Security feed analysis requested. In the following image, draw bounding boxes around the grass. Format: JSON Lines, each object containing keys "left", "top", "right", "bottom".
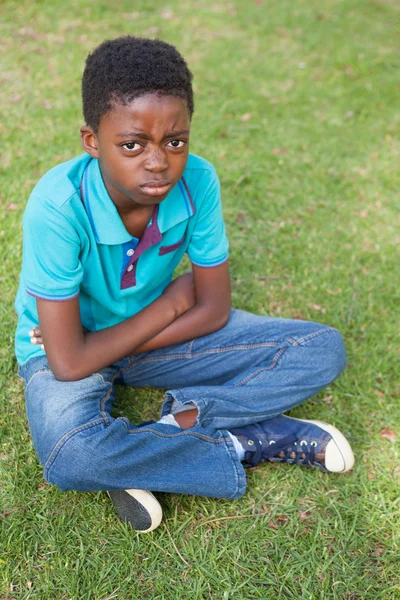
{"left": 1, "top": 0, "right": 400, "bottom": 598}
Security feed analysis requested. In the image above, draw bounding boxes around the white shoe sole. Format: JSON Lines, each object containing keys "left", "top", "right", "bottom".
{"left": 107, "top": 489, "right": 163, "bottom": 532}
{"left": 292, "top": 418, "right": 355, "bottom": 473}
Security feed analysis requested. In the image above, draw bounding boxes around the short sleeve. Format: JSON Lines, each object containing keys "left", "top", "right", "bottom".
{"left": 187, "top": 169, "right": 229, "bottom": 267}
{"left": 22, "top": 195, "right": 83, "bottom": 301}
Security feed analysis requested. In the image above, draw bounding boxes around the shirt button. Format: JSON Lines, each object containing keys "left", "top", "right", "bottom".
{"left": 127, "top": 249, "right": 135, "bottom": 256}
{"left": 127, "top": 264, "right": 134, "bottom": 272}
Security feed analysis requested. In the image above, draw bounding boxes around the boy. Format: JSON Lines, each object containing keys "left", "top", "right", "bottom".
{"left": 15, "top": 36, "right": 354, "bottom": 533}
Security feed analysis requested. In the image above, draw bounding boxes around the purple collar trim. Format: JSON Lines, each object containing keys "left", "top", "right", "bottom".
{"left": 120, "top": 204, "right": 162, "bottom": 289}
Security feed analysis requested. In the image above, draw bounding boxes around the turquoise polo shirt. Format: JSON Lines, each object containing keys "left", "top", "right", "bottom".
{"left": 14, "top": 152, "right": 229, "bottom": 365}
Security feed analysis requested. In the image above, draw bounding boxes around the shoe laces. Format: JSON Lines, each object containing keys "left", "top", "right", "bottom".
{"left": 242, "top": 424, "right": 319, "bottom": 467}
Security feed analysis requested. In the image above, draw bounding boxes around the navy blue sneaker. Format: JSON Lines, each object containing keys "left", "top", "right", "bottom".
{"left": 230, "top": 415, "right": 354, "bottom": 472}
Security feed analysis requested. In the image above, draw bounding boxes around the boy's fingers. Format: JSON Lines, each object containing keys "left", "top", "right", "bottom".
{"left": 30, "top": 336, "right": 43, "bottom": 344}
{"left": 29, "top": 327, "right": 41, "bottom": 338}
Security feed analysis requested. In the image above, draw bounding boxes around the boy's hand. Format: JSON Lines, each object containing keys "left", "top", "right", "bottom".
{"left": 29, "top": 325, "right": 90, "bottom": 350}
{"left": 162, "top": 272, "right": 196, "bottom": 315}
{"left": 29, "top": 327, "right": 45, "bottom": 349}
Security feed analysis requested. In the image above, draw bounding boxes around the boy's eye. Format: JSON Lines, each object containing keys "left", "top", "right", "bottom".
{"left": 167, "top": 140, "right": 185, "bottom": 149}
{"left": 122, "top": 142, "right": 140, "bottom": 151}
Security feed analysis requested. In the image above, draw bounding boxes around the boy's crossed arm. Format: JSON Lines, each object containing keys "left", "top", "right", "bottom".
{"left": 133, "top": 261, "right": 231, "bottom": 354}
{"left": 33, "top": 262, "right": 231, "bottom": 382}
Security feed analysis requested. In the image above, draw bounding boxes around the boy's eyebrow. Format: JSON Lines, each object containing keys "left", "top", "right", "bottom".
{"left": 116, "top": 129, "right": 190, "bottom": 140}
{"left": 163, "top": 129, "right": 190, "bottom": 138}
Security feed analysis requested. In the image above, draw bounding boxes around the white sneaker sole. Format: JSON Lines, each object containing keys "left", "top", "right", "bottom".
{"left": 291, "top": 418, "right": 355, "bottom": 473}
{"left": 107, "top": 489, "right": 163, "bottom": 532}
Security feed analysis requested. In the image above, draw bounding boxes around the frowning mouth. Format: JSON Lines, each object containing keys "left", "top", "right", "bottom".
{"left": 140, "top": 180, "right": 171, "bottom": 196}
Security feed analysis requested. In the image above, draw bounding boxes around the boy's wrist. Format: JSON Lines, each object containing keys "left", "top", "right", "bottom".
{"left": 161, "top": 272, "right": 196, "bottom": 317}
{"left": 157, "top": 293, "right": 186, "bottom": 320}
{"left": 171, "top": 295, "right": 190, "bottom": 319}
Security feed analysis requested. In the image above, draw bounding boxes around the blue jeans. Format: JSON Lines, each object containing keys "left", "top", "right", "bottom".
{"left": 18, "top": 309, "right": 346, "bottom": 500}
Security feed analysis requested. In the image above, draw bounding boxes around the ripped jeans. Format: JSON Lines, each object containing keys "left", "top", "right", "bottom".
{"left": 18, "top": 309, "right": 346, "bottom": 499}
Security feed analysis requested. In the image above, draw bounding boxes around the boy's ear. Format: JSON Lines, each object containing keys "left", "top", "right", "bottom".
{"left": 80, "top": 126, "right": 99, "bottom": 158}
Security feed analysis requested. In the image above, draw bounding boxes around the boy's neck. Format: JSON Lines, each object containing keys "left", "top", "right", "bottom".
{"left": 117, "top": 204, "right": 155, "bottom": 239}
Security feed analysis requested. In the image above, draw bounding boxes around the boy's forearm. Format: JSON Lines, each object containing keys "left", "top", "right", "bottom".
{"left": 133, "top": 303, "right": 231, "bottom": 354}
{"left": 37, "top": 272, "right": 196, "bottom": 381}
{"left": 51, "top": 295, "right": 182, "bottom": 381}
{"left": 134, "top": 262, "right": 232, "bottom": 354}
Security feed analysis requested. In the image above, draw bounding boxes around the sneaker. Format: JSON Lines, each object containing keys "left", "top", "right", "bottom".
{"left": 230, "top": 415, "right": 354, "bottom": 473}
{"left": 107, "top": 489, "right": 162, "bottom": 532}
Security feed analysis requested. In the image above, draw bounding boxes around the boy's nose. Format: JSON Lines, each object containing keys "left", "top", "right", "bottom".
{"left": 144, "top": 148, "right": 168, "bottom": 172}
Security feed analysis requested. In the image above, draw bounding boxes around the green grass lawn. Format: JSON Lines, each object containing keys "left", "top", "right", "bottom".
{"left": 1, "top": 0, "right": 399, "bottom": 598}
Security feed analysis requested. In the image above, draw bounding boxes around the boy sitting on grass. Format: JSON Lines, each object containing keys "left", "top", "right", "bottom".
{"left": 15, "top": 36, "right": 354, "bottom": 533}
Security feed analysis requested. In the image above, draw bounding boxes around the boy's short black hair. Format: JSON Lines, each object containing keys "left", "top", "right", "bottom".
{"left": 82, "top": 36, "right": 194, "bottom": 132}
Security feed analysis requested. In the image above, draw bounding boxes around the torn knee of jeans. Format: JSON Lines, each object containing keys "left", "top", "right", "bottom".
{"left": 170, "top": 400, "right": 197, "bottom": 414}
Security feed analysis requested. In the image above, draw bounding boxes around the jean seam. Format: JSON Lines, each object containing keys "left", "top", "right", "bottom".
{"left": 288, "top": 327, "right": 336, "bottom": 347}
{"left": 44, "top": 417, "right": 106, "bottom": 479}
{"left": 100, "top": 411, "right": 111, "bottom": 426}
{"left": 126, "top": 424, "right": 227, "bottom": 444}
{"left": 99, "top": 371, "right": 120, "bottom": 413}
{"left": 24, "top": 369, "right": 52, "bottom": 391}
{"left": 132, "top": 341, "right": 281, "bottom": 365}
{"left": 98, "top": 361, "right": 134, "bottom": 413}
{"left": 94, "top": 372, "right": 109, "bottom": 386}
{"left": 235, "top": 347, "right": 287, "bottom": 386}
{"left": 25, "top": 369, "right": 109, "bottom": 393}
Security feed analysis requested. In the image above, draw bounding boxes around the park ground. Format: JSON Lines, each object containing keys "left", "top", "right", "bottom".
{"left": 0, "top": 0, "right": 399, "bottom": 598}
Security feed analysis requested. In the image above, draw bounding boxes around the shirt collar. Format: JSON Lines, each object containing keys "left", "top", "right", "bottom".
{"left": 80, "top": 158, "right": 195, "bottom": 245}
{"left": 157, "top": 176, "right": 195, "bottom": 234}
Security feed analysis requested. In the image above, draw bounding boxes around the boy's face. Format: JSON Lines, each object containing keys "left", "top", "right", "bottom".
{"left": 80, "top": 93, "right": 191, "bottom": 211}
